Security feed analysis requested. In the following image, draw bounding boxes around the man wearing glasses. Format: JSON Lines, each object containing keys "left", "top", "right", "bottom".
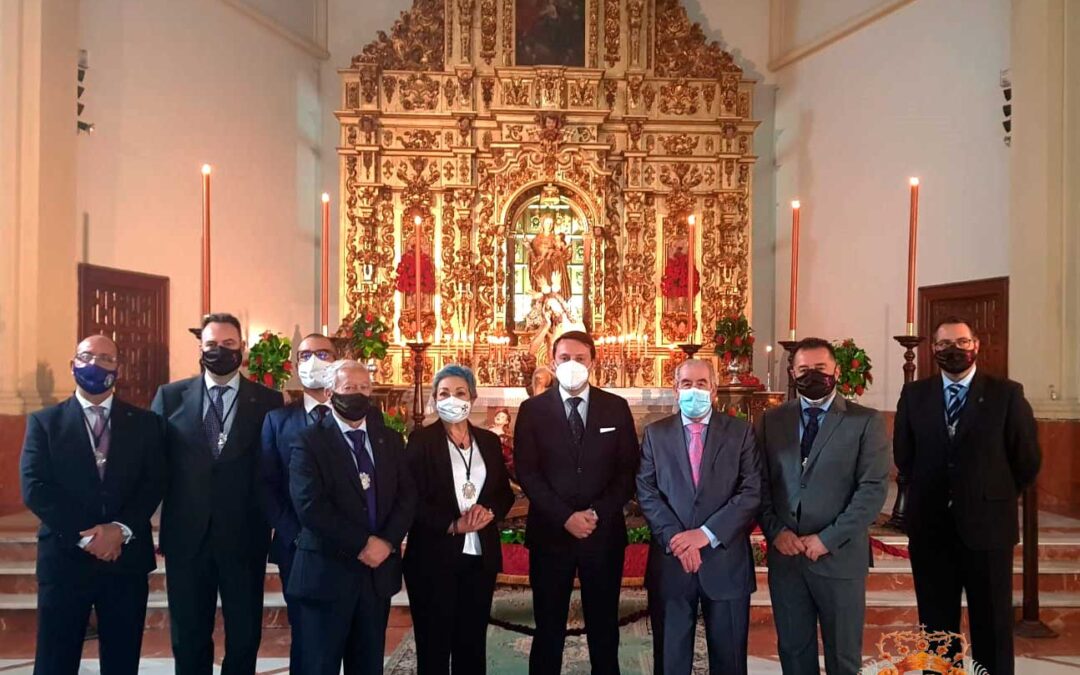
{"left": 21, "top": 335, "right": 166, "bottom": 674}
{"left": 260, "top": 333, "right": 337, "bottom": 665}
{"left": 151, "top": 313, "right": 284, "bottom": 675}
{"left": 895, "top": 316, "right": 1041, "bottom": 675}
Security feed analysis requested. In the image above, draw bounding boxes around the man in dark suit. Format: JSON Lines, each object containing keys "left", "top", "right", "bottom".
{"left": 260, "top": 332, "right": 337, "bottom": 665}
{"left": 759, "top": 337, "right": 890, "bottom": 675}
{"left": 637, "top": 358, "right": 761, "bottom": 675}
{"left": 513, "top": 331, "right": 640, "bottom": 675}
{"left": 151, "top": 313, "right": 284, "bottom": 675}
{"left": 21, "top": 334, "right": 165, "bottom": 675}
{"left": 288, "top": 358, "right": 416, "bottom": 675}
{"left": 895, "top": 317, "right": 1041, "bottom": 675}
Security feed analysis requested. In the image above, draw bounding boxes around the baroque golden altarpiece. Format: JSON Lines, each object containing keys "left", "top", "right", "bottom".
{"left": 336, "top": 0, "right": 758, "bottom": 387}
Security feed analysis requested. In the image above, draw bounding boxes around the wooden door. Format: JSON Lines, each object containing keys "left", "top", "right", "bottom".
{"left": 917, "top": 276, "right": 1008, "bottom": 378}
{"left": 78, "top": 264, "right": 169, "bottom": 408}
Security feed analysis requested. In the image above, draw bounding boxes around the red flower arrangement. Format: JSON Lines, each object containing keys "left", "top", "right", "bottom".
{"left": 660, "top": 251, "right": 701, "bottom": 299}
{"left": 713, "top": 314, "right": 755, "bottom": 362}
{"left": 394, "top": 251, "right": 437, "bottom": 294}
{"left": 244, "top": 331, "right": 292, "bottom": 391}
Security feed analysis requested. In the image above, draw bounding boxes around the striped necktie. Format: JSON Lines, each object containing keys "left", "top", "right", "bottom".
{"left": 946, "top": 383, "right": 967, "bottom": 432}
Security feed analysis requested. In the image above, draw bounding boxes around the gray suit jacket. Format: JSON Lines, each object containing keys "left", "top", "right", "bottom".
{"left": 757, "top": 396, "right": 890, "bottom": 579}
{"left": 637, "top": 411, "right": 761, "bottom": 601}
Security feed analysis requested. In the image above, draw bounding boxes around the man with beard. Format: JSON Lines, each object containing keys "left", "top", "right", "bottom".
{"left": 895, "top": 317, "right": 1040, "bottom": 675}
{"left": 758, "top": 337, "right": 889, "bottom": 675}
{"left": 152, "top": 313, "right": 283, "bottom": 675}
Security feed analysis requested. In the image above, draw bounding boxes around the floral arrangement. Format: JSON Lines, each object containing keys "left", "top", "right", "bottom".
{"left": 833, "top": 338, "right": 873, "bottom": 398}
{"left": 245, "top": 331, "right": 292, "bottom": 390}
{"left": 382, "top": 404, "right": 408, "bottom": 439}
{"left": 349, "top": 312, "right": 391, "bottom": 360}
{"left": 713, "top": 314, "right": 755, "bottom": 362}
{"left": 394, "top": 250, "right": 437, "bottom": 294}
{"left": 723, "top": 405, "right": 749, "bottom": 421}
{"left": 660, "top": 251, "right": 700, "bottom": 299}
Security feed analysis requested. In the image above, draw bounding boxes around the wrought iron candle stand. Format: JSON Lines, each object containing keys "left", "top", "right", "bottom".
{"left": 406, "top": 341, "right": 430, "bottom": 429}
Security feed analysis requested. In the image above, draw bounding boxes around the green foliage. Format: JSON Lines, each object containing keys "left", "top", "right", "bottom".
{"left": 245, "top": 331, "right": 292, "bottom": 391}
{"left": 350, "top": 312, "right": 391, "bottom": 360}
{"left": 713, "top": 314, "right": 755, "bottom": 361}
{"left": 382, "top": 405, "right": 408, "bottom": 439}
{"left": 833, "top": 338, "right": 873, "bottom": 397}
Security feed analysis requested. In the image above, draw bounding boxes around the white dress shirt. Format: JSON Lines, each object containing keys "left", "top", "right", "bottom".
{"left": 303, "top": 392, "right": 331, "bottom": 422}
{"left": 202, "top": 371, "right": 240, "bottom": 437}
{"left": 332, "top": 411, "right": 374, "bottom": 468}
{"left": 447, "top": 438, "right": 487, "bottom": 556}
{"left": 73, "top": 390, "right": 131, "bottom": 546}
{"left": 559, "top": 383, "right": 591, "bottom": 426}
{"left": 680, "top": 409, "right": 721, "bottom": 549}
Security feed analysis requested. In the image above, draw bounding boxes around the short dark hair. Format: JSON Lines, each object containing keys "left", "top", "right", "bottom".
{"left": 792, "top": 337, "right": 836, "bottom": 362}
{"left": 552, "top": 330, "right": 596, "bottom": 359}
{"left": 201, "top": 313, "right": 242, "bottom": 337}
{"left": 932, "top": 316, "right": 978, "bottom": 340}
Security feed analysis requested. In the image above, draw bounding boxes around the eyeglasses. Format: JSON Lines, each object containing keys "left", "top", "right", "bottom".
{"left": 75, "top": 352, "right": 118, "bottom": 367}
{"left": 298, "top": 349, "right": 334, "bottom": 362}
{"left": 933, "top": 337, "right": 975, "bottom": 350}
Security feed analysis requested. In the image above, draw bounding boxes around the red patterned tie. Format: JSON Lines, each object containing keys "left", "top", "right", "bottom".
{"left": 688, "top": 422, "right": 705, "bottom": 487}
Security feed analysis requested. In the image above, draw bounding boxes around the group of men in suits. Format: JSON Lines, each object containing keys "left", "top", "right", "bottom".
{"left": 21, "top": 315, "right": 1039, "bottom": 675}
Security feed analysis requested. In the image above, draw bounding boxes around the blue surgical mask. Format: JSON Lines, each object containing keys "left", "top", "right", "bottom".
{"left": 73, "top": 362, "right": 117, "bottom": 395}
{"left": 677, "top": 387, "right": 712, "bottom": 420}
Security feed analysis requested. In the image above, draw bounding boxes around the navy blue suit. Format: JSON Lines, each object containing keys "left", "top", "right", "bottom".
{"left": 261, "top": 398, "right": 324, "bottom": 667}
{"left": 288, "top": 413, "right": 416, "bottom": 675}
{"left": 21, "top": 396, "right": 166, "bottom": 675}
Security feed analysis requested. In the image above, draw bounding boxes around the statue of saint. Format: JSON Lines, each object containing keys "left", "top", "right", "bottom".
{"left": 528, "top": 216, "right": 572, "bottom": 299}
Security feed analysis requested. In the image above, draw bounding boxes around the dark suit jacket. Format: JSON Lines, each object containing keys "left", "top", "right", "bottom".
{"left": 20, "top": 397, "right": 166, "bottom": 583}
{"left": 637, "top": 411, "right": 761, "bottom": 601}
{"left": 894, "top": 371, "right": 1041, "bottom": 550}
{"left": 403, "top": 421, "right": 515, "bottom": 576}
{"left": 287, "top": 413, "right": 416, "bottom": 600}
{"left": 513, "top": 385, "right": 639, "bottom": 553}
{"left": 758, "top": 396, "right": 890, "bottom": 579}
{"left": 151, "top": 375, "right": 283, "bottom": 561}
{"left": 260, "top": 399, "right": 316, "bottom": 565}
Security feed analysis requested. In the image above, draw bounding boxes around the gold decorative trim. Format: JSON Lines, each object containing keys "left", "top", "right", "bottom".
{"left": 479, "top": 0, "right": 497, "bottom": 64}
{"left": 604, "top": 0, "right": 620, "bottom": 67}
{"left": 353, "top": 0, "right": 445, "bottom": 71}
{"left": 654, "top": 0, "right": 741, "bottom": 79}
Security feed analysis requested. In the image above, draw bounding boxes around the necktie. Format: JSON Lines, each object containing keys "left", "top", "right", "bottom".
{"left": 310, "top": 405, "right": 329, "bottom": 425}
{"left": 567, "top": 397, "right": 585, "bottom": 445}
{"left": 89, "top": 406, "right": 110, "bottom": 479}
{"left": 346, "top": 429, "right": 377, "bottom": 530}
{"left": 800, "top": 407, "right": 824, "bottom": 463}
{"left": 687, "top": 422, "right": 705, "bottom": 487}
{"left": 946, "top": 383, "right": 967, "bottom": 432}
{"left": 203, "top": 385, "right": 229, "bottom": 458}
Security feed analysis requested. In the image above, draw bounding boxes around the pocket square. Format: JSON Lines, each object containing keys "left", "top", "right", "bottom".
{"left": 600, "top": 427, "right": 616, "bottom": 433}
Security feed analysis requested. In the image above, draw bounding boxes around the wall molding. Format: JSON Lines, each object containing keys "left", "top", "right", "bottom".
{"left": 768, "top": 0, "right": 916, "bottom": 72}
{"left": 219, "top": 0, "right": 330, "bottom": 60}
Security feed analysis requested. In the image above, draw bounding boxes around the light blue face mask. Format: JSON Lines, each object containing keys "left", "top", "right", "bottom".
{"left": 677, "top": 387, "right": 713, "bottom": 419}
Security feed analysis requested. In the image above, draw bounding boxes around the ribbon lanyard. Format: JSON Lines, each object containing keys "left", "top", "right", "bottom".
{"left": 205, "top": 387, "right": 239, "bottom": 432}
{"left": 82, "top": 409, "right": 110, "bottom": 449}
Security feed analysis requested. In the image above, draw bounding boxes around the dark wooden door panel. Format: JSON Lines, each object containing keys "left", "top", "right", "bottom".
{"left": 78, "top": 264, "right": 169, "bottom": 408}
{"left": 918, "top": 276, "right": 1008, "bottom": 379}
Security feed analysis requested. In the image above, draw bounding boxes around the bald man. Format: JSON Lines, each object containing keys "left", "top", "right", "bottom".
{"left": 21, "top": 335, "right": 166, "bottom": 675}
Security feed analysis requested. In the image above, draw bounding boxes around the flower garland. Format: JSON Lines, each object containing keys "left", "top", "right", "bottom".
{"left": 833, "top": 338, "right": 873, "bottom": 397}
{"left": 713, "top": 314, "right": 755, "bottom": 362}
{"left": 245, "top": 331, "right": 292, "bottom": 390}
{"left": 394, "top": 250, "right": 437, "bottom": 294}
{"left": 660, "top": 251, "right": 700, "bottom": 299}
{"left": 349, "top": 312, "right": 391, "bottom": 361}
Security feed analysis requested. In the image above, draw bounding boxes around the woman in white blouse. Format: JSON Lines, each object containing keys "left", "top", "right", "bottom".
{"left": 403, "top": 364, "right": 515, "bottom": 675}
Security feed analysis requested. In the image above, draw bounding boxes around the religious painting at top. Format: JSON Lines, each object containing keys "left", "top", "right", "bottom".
{"left": 515, "top": 0, "right": 586, "bottom": 67}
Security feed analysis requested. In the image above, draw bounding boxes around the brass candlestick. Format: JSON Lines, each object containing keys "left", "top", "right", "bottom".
{"left": 677, "top": 343, "right": 702, "bottom": 359}
{"left": 407, "top": 341, "right": 430, "bottom": 429}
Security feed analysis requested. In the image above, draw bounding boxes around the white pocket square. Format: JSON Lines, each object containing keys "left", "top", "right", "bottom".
{"left": 600, "top": 427, "right": 616, "bottom": 433}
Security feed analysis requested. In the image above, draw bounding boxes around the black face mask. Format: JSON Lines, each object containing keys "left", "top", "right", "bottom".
{"left": 201, "top": 346, "right": 243, "bottom": 376}
{"left": 331, "top": 392, "right": 372, "bottom": 422}
{"left": 935, "top": 346, "right": 977, "bottom": 374}
{"left": 793, "top": 370, "right": 837, "bottom": 401}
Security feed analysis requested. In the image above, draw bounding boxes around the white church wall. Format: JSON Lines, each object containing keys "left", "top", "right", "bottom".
{"left": 76, "top": 0, "right": 327, "bottom": 379}
{"left": 773, "top": 0, "right": 1011, "bottom": 411}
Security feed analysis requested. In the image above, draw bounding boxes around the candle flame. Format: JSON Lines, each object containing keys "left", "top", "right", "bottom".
{"left": 909, "top": 177, "right": 920, "bottom": 186}
{"left": 766, "top": 345, "right": 773, "bottom": 353}
{"left": 413, "top": 215, "right": 422, "bottom": 226}
{"left": 321, "top": 192, "right": 330, "bottom": 203}
{"left": 687, "top": 214, "right": 696, "bottom": 226}
{"left": 201, "top": 164, "right": 212, "bottom": 176}
{"left": 791, "top": 200, "right": 800, "bottom": 209}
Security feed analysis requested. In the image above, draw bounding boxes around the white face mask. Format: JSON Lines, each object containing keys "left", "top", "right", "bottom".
{"left": 555, "top": 360, "right": 590, "bottom": 392}
{"left": 298, "top": 357, "right": 335, "bottom": 390}
{"left": 435, "top": 396, "right": 471, "bottom": 424}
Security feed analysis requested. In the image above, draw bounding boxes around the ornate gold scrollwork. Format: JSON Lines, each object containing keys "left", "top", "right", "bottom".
{"left": 479, "top": 0, "right": 497, "bottom": 64}
{"left": 604, "top": 0, "right": 620, "bottom": 67}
